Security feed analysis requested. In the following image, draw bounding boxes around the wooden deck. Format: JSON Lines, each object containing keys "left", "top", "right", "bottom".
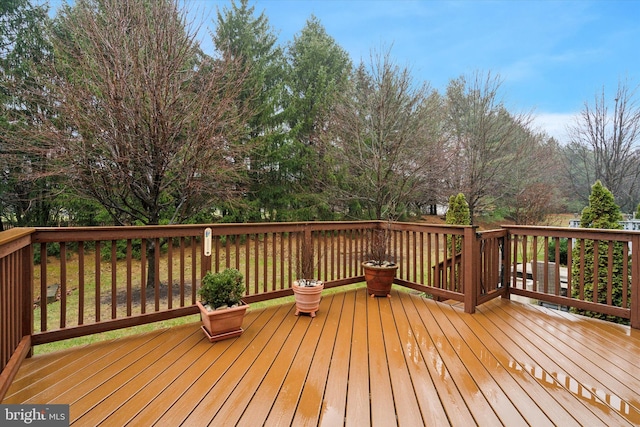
{"left": 4, "top": 285, "right": 640, "bottom": 426}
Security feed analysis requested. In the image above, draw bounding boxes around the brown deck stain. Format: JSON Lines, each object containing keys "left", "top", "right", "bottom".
{"left": 4, "top": 287, "right": 640, "bottom": 426}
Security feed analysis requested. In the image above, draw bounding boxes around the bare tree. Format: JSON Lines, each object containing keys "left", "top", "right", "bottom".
{"left": 566, "top": 79, "right": 640, "bottom": 211}
{"left": 327, "top": 47, "right": 445, "bottom": 220}
{"left": 2, "top": 0, "right": 253, "bottom": 288}
{"left": 6, "top": 0, "right": 251, "bottom": 227}
{"left": 443, "top": 71, "right": 534, "bottom": 223}
{"left": 503, "top": 130, "right": 564, "bottom": 224}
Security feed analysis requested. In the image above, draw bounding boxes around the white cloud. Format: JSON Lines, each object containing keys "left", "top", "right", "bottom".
{"left": 531, "top": 113, "right": 578, "bottom": 144}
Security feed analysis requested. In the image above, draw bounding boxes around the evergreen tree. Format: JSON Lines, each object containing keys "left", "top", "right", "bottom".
{"left": 445, "top": 193, "right": 470, "bottom": 254}
{"left": 445, "top": 193, "right": 471, "bottom": 226}
{"left": 213, "top": 0, "right": 286, "bottom": 221}
{"left": 570, "top": 180, "right": 629, "bottom": 323}
{"left": 282, "top": 15, "right": 351, "bottom": 220}
{"left": 0, "top": 0, "right": 60, "bottom": 227}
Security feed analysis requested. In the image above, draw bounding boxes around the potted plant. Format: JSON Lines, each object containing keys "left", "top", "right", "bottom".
{"left": 292, "top": 231, "right": 324, "bottom": 317}
{"left": 196, "top": 268, "right": 249, "bottom": 342}
{"left": 362, "top": 225, "right": 398, "bottom": 298}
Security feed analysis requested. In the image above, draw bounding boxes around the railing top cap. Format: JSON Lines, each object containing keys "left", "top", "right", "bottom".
{"left": 0, "top": 227, "right": 36, "bottom": 245}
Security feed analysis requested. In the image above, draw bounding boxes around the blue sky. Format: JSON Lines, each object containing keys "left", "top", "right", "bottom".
{"left": 46, "top": 0, "right": 640, "bottom": 143}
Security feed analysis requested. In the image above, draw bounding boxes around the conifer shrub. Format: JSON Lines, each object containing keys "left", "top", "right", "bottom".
{"left": 570, "top": 181, "right": 629, "bottom": 324}
{"left": 445, "top": 193, "right": 471, "bottom": 254}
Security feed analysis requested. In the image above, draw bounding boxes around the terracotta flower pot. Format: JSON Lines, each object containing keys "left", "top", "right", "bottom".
{"left": 197, "top": 300, "right": 249, "bottom": 342}
{"left": 362, "top": 262, "right": 398, "bottom": 298}
{"left": 292, "top": 280, "right": 324, "bottom": 317}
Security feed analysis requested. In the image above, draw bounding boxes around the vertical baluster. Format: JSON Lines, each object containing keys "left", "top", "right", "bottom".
{"left": 214, "top": 235, "right": 220, "bottom": 273}
{"left": 140, "top": 239, "right": 146, "bottom": 314}
{"left": 40, "top": 242, "right": 47, "bottom": 332}
{"left": 593, "top": 241, "right": 600, "bottom": 304}
{"left": 191, "top": 238, "right": 197, "bottom": 305}
{"left": 566, "top": 237, "right": 573, "bottom": 300}
{"left": 227, "top": 234, "right": 232, "bottom": 270}
{"left": 235, "top": 234, "right": 241, "bottom": 271}
{"left": 330, "top": 231, "right": 335, "bottom": 281}
{"left": 279, "top": 232, "right": 285, "bottom": 289}
{"left": 111, "top": 240, "right": 117, "bottom": 319}
{"left": 607, "top": 241, "right": 614, "bottom": 305}
{"left": 521, "top": 236, "right": 528, "bottom": 293}
{"left": 78, "top": 242, "right": 85, "bottom": 325}
{"left": 94, "top": 241, "right": 101, "bottom": 322}
{"left": 60, "top": 242, "right": 67, "bottom": 328}
{"left": 263, "top": 233, "right": 268, "bottom": 293}
{"left": 154, "top": 238, "right": 160, "bottom": 312}
{"left": 244, "top": 234, "right": 250, "bottom": 296}
{"left": 167, "top": 238, "right": 173, "bottom": 310}
{"left": 622, "top": 242, "right": 629, "bottom": 309}
{"left": 126, "top": 240, "right": 132, "bottom": 316}
{"left": 179, "top": 237, "right": 185, "bottom": 307}
{"left": 271, "top": 233, "right": 276, "bottom": 291}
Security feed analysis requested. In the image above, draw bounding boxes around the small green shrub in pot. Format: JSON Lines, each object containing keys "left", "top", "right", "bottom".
{"left": 198, "top": 268, "right": 245, "bottom": 310}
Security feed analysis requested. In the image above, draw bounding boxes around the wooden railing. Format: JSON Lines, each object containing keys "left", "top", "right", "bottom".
{"left": 2, "top": 221, "right": 640, "bottom": 400}
{"left": 477, "top": 229, "right": 508, "bottom": 305}
{"left": 28, "top": 222, "right": 381, "bottom": 345}
{"left": 390, "top": 224, "right": 507, "bottom": 310}
{"left": 504, "top": 225, "right": 640, "bottom": 326}
{"left": 0, "top": 228, "right": 34, "bottom": 399}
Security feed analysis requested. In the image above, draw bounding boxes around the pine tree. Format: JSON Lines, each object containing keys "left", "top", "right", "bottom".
{"left": 570, "top": 180, "right": 629, "bottom": 323}
{"left": 213, "top": 0, "right": 286, "bottom": 221}
{"left": 445, "top": 193, "right": 471, "bottom": 226}
{"left": 445, "top": 193, "right": 470, "bottom": 256}
{"left": 283, "top": 15, "right": 352, "bottom": 220}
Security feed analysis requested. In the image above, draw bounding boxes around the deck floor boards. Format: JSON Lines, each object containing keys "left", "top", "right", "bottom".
{"left": 430, "top": 300, "right": 544, "bottom": 427}
{"left": 496, "top": 301, "right": 640, "bottom": 404}
{"left": 318, "top": 287, "right": 354, "bottom": 427}
{"left": 446, "top": 299, "right": 575, "bottom": 426}
{"left": 4, "top": 285, "right": 640, "bottom": 426}
{"left": 291, "top": 289, "right": 344, "bottom": 427}
{"left": 367, "top": 297, "right": 397, "bottom": 427}
{"left": 379, "top": 296, "right": 424, "bottom": 427}
{"left": 344, "top": 284, "right": 371, "bottom": 426}
{"left": 477, "top": 300, "right": 636, "bottom": 426}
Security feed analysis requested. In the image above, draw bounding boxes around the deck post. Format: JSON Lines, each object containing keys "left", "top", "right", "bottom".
{"left": 631, "top": 235, "right": 640, "bottom": 329}
{"left": 463, "top": 226, "right": 479, "bottom": 313}
{"left": 502, "top": 231, "right": 511, "bottom": 300}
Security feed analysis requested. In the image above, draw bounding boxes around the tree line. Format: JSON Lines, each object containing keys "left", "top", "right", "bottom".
{"left": 2, "top": 0, "right": 640, "bottom": 230}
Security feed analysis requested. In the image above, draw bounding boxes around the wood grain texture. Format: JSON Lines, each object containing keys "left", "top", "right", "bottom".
{"left": 4, "top": 286, "right": 640, "bottom": 426}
